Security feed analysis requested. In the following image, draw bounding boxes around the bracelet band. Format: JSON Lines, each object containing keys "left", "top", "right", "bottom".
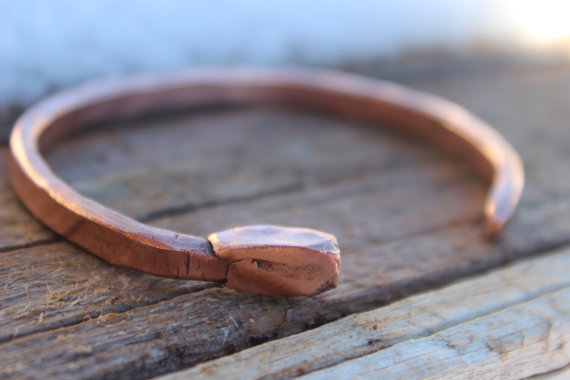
{"left": 9, "top": 68, "right": 524, "bottom": 296}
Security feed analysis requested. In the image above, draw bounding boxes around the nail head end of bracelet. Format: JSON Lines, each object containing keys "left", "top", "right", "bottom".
{"left": 208, "top": 225, "right": 341, "bottom": 296}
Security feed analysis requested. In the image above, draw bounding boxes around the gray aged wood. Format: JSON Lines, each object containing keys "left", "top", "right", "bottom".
{"left": 161, "top": 246, "right": 570, "bottom": 379}
{"left": 532, "top": 366, "right": 570, "bottom": 379}
{"left": 2, "top": 61, "right": 570, "bottom": 379}
{"left": 304, "top": 287, "right": 569, "bottom": 379}
{"left": 302, "top": 288, "right": 570, "bottom": 379}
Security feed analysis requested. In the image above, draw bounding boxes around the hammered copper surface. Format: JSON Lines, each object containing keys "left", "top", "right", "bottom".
{"left": 209, "top": 225, "right": 341, "bottom": 296}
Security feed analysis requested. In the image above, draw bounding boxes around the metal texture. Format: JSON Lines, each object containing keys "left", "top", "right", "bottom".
{"left": 209, "top": 225, "right": 341, "bottom": 296}
{"left": 8, "top": 68, "right": 524, "bottom": 296}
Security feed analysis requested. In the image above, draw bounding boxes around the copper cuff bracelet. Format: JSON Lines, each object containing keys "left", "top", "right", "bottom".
{"left": 9, "top": 68, "right": 524, "bottom": 296}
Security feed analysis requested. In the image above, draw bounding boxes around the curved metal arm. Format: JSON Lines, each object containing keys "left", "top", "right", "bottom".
{"left": 9, "top": 68, "right": 524, "bottom": 296}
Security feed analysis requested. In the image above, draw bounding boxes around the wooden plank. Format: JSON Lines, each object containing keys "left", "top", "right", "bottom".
{"left": 0, "top": 164, "right": 479, "bottom": 341}
{"left": 158, "top": 247, "right": 570, "bottom": 380}
{"left": 0, "top": 242, "right": 214, "bottom": 342}
{"left": 1, "top": 106, "right": 490, "bottom": 347}
{"left": 46, "top": 108, "right": 426, "bottom": 184}
{"left": 2, "top": 64, "right": 570, "bottom": 378}
{"left": 53, "top": 108, "right": 448, "bottom": 225}
{"left": 0, "top": 109, "right": 445, "bottom": 249}
{"left": 0, "top": 107, "right": 497, "bottom": 377}
{"left": 2, "top": 223, "right": 569, "bottom": 379}
{"left": 1, "top": 107, "right": 485, "bottom": 345}
{"left": 531, "top": 365, "right": 570, "bottom": 380}
{"left": 302, "top": 289, "right": 570, "bottom": 379}
{"left": 301, "top": 292, "right": 570, "bottom": 379}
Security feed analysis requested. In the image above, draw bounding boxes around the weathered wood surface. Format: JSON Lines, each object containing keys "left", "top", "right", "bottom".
{"left": 302, "top": 273, "right": 570, "bottom": 379}
{"left": 532, "top": 365, "right": 570, "bottom": 379}
{"left": 162, "top": 246, "right": 570, "bottom": 379}
{"left": 1, "top": 62, "right": 570, "bottom": 379}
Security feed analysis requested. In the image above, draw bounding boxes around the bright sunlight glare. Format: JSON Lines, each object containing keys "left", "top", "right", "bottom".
{"left": 504, "top": 0, "right": 570, "bottom": 46}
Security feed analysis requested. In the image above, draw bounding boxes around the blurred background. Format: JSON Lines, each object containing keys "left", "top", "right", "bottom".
{"left": 1, "top": 0, "right": 570, "bottom": 138}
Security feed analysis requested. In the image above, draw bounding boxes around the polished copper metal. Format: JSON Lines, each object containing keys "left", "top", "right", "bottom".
{"left": 8, "top": 68, "right": 524, "bottom": 296}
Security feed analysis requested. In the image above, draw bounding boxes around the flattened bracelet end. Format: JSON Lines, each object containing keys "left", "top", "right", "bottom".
{"left": 209, "top": 225, "right": 341, "bottom": 296}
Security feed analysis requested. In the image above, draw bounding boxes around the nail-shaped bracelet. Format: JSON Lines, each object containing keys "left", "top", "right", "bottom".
{"left": 9, "top": 68, "right": 524, "bottom": 296}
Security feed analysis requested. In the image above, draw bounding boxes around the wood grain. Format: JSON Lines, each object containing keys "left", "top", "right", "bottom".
{"left": 301, "top": 288, "right": 569, "bottom": 379}
{"left": 531, "top": 365, "right": 570, "bottom": 380}
{"left": 161, "top": 246, "right": 570, "bottom": 379}
{"left": 1, "top": 63, "right": 570, "bottom": 379}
